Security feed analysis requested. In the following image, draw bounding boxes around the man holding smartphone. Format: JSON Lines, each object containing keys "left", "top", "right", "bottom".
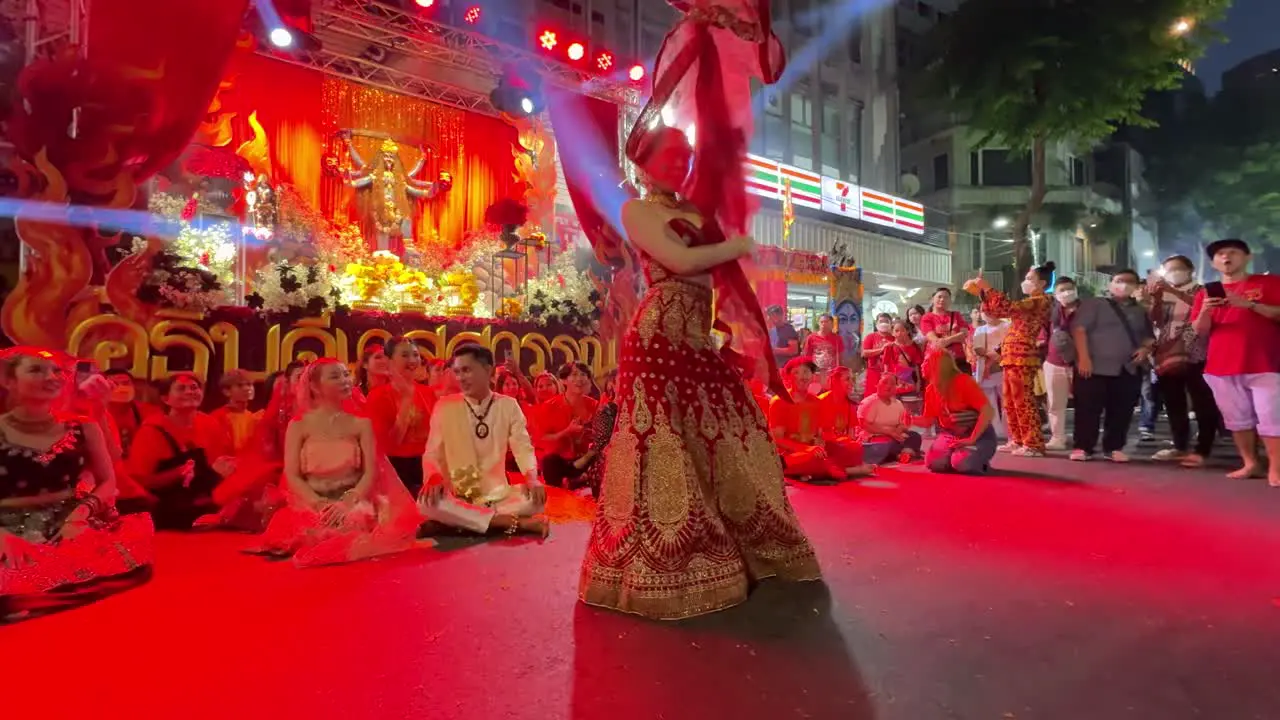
{"left": 1191, "top": 238, "right": 1280, "bottom": 488}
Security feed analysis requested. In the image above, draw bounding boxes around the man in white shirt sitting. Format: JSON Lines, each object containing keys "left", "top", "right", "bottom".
{"left": 857, "top": 375, "right": 924, "bottom": 465}
{"left": 419, "top": 345, "right": 549, "bottom": 537}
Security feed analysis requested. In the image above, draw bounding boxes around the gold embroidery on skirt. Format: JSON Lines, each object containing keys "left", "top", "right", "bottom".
{"left": 744, "top": 428, "right": 788, "bottom": 508}
{"left": 636, "top": 303, "right": 662, "bottom": 348}
{"left": 602, "top": 418, "right": 639, "bottom": 525}
{"left": 664, "top": 382, "right": 685, "bottom": 435}
{"left": 685, "top": 423, "right": 716, "bottom": 504}
{"left": 662, "top": 296, "right": 686, "bottom": 345}
{"left": 715, "top": 436, "right": 758, "bottom": 521}
{"left": 720, "top": 388, "right": 746, "bottom": 439}
{"left": 696, "top": 386, "right": 720, "bottom": 440}
{"left": 633, "top": 281, "right": 712, "bottom": 351}
{"left": 643, "top": 406, "right": 692, "bottom": 531}
{"left": 631, "top": 378, "right": 653, "bottom": 433}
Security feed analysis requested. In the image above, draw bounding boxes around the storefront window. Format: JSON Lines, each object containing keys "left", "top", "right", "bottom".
{"left": 786, "top": 287, "right": 830, "bottom": 331}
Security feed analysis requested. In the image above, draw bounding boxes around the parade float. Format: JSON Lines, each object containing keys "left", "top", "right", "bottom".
{"left": 0, "top": 0, "right": 633, "bottom": 390}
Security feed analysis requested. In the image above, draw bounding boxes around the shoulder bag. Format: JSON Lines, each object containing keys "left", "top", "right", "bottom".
{"left": 1104, "top": 299, "right": 1148, "bottom": 373}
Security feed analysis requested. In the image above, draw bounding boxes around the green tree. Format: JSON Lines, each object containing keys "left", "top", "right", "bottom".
{"left": 916, "top": 0, "right": 1228, "bottom": 276}
{"left": 1148, "top": 85, "right": 1280, "bottom": 255}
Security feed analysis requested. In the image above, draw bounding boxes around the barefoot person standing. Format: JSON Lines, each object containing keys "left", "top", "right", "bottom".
{"left": 1190, "top": 238, "right": 1280, "bottom": 487}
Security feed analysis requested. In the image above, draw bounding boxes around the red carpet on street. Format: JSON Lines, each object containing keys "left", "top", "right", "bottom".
{"left": 3, "top": 457, "right": 1279, "bottom": 720}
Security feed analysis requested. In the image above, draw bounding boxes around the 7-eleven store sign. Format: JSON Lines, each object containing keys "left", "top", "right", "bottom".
{"left": 745, "top": 154, "right": 925, "bottom": 235}
{"left": 744, "top": 155, "right": 822, "bottom": 209}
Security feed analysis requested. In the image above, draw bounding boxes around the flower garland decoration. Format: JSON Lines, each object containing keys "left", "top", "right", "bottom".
{"left": 130, "top": 238, "right": 230, "bottom": 313}
{"left": 246, "top": 257, "right": 346, "bottom": 316}
{"left": 522, "top": 251, "right": 601, "bottom": 333}
{"left": 146, "top": 190, "right": 238, "bottom": 288}
{"left": 171, "top": 221, "right": 237, "bottom": 288}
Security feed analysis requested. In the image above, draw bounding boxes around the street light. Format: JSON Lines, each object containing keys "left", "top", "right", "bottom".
{"left": 992, "top": 217, "right": 1009, "bottom": 229}
{"left": 1171, "top": 18, "right": 1193, "bottom": 36}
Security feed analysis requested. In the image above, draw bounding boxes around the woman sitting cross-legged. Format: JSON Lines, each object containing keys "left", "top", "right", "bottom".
{"left": 126, "top": 373, "right": 234, "bottom": 530}
{"left": 0, "top": 347, "right": 153, "bottom": 621}
{"left": 915, "top": 351, "right": 998, "bottom": 475}
{"left": 858, "top": 374, "right": 924, "bottom": 465}
{"left": 246, "top": 359, "right": 424, "bottom": 566}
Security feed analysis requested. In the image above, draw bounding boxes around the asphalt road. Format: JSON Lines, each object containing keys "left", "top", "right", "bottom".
{"left": 3, "top": 449, "right": 1278, "bottom": 720}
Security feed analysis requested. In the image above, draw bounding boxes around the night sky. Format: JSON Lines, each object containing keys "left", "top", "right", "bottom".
{"left": 1197, "top": 0, "right": 1278, "bottom": 92}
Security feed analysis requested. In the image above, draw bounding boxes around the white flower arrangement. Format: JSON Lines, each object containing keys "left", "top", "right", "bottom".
{"left": 250, "top": 256, "right": 345, "bottom": 315}
{"left": 521, "top": 251, "right": 600, "bottom": 331}
{"left": 154, "top": 270, "right": 231, "bottom": 314}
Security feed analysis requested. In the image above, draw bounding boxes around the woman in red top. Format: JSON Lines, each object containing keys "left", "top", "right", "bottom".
{"left": 350, "top": 343, "right": 391, "bottom": 412}
{"left": 916, "top": 351, "right": 997, "bottom": 474}
{"left": 536, "top": 363, "right": 598, "bottom": 489}
{"left": 366, "top": 337, "right": 437, "bottom": 496}
{"left": 860, "top": 312, "right": 895, "bottom": 399}
{"left": 919, "top": 288, "right": 973, "bottom": 373}
{"left": 127, "top": 373, "right": 234, "bottom": 529}
{"left": 883, "top": 320, "right": 925, "bottom": 406}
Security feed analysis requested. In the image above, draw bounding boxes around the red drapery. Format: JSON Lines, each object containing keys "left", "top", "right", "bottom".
{"left": 215, "top": 52, "right": 521, "bottom": 257}
{"left": 86, "top": 0, "right": 252, "bottom": 180}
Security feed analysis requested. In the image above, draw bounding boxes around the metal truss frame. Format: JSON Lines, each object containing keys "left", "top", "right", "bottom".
{"left": 267, "top": 46, "right": 499, "bottom": 115}
{"left": 305, "top": 0, "right": 640, "bottom": 109}
{"left": 4, "top": 0, "right": 89, "bottom": 63}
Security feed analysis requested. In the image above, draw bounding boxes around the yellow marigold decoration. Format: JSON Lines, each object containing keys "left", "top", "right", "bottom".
{"left": 500, "top": 297, "right": 523, "bottom": 318}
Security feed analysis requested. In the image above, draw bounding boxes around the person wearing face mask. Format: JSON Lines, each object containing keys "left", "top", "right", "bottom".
{"left": 102, "top": 369, "right": 161, "bottom": 458}
{"left": 1068, "top": 269, "right": 1156, "bottom": 462}
{"left": 1043, "top": 278, "right": 1080, "bottom": 450}
{"left": 860, "top": 313, "right": 895, "bottom": 400}
{"left": 963, "top": 261, "right": 1056, "bottom": 457}
{"left": 1147, "top": 256, "right": 1218, "bottom": 467}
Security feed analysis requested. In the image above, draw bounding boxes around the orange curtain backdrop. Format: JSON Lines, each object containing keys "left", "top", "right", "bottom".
{"left": 219, "top": 53, "right": 521, "bottom": 260}
{"left": 221, "top": 53, "right": 327, "bottom": 209}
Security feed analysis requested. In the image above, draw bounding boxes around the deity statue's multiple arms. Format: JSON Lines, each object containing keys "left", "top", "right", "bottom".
{"left": 406, "top": 149, "right": 450, "bottom": 199}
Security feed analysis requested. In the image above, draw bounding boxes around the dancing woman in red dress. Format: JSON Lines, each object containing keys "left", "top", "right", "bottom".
{"left": 578, "top": 0, "right": 819, "bottom": 620}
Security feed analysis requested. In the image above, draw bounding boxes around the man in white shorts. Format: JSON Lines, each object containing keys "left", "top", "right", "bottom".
{"left": 1190, "top": 238, "right": 1280, "bottom": 487}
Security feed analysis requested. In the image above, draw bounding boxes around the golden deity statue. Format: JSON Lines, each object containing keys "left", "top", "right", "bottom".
{"left": 339, "top": 131, "right": 453, "bottom": 256}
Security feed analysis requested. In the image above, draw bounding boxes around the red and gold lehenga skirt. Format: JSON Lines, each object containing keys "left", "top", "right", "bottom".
{"left": 1, "top": 496, "right": 153, "bottom": 619}
{"left": 579, "top": 277, "right": 821, "bottom": 620}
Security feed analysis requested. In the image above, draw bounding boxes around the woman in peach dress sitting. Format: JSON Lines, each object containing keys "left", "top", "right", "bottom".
{"left": 247, "top": 358, "right": 424, "bottom": 566}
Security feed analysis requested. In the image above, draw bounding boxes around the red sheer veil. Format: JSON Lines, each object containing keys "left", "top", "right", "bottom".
{"left": 626, "top": 0, "right": 790, "bottom": 400}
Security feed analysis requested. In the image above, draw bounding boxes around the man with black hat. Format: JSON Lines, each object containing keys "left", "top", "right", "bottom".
{"left": 1191, "top": 238, "right": 1280, "bottom": 487}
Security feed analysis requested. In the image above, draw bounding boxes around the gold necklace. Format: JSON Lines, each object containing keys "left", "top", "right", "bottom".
{"left": 3, "top": 411, "right": 59, "bottom": 434}
{"left": 644, "top": 190, "right": 684, "bottom": 209}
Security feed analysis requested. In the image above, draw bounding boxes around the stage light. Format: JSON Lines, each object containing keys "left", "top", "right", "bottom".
{"left": 491, "top": 70, "right": 543, "bottom": 118}
{"left": 539, "top": 30, "right": 557, "bottom": 50}
{"left": 269, "top": 27, "right": 294, "bottom": 48}
{"left": 596, "top": 51, "right": 613, "bottom": 71}
{"left": 414, "top": 0, "right": 434, "bottom": 7}
{"left": 628, "top": 64, "right": 645, "bottom": 81}
{"left": 567, "top": 42, "right": 585, "bottom": 61}
{"left": 464, "top": 6, "right": 481, "bottom": 23}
